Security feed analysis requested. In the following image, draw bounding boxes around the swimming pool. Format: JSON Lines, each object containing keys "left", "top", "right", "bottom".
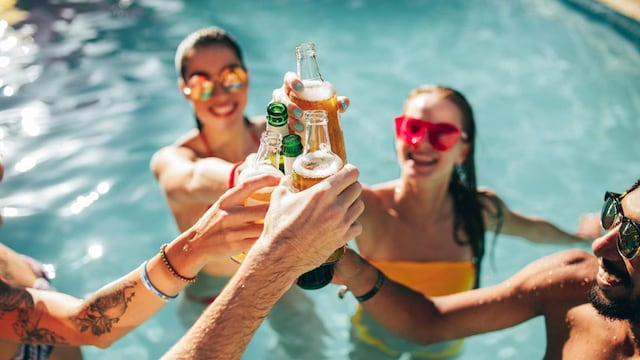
{"left": 1, "top": 0, "right": 639, "bottom": 358}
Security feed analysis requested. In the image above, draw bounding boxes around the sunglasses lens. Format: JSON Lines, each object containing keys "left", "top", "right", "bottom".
{"left": 428, "top": 124, "right": 462, "bottom": 151}
{"left": 618, "top": 219, "right": 640, "bottom": 259}
{"left": 220, "top": 66, "right": 247, "bottom": 92}
{"left": 601, "top": 195, "right": 618, "bottom": 230}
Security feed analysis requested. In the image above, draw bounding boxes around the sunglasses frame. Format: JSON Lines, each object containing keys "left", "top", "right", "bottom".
{"left": 601, "top": 191, "right": 640, "bottom": 260}
{"left": 394, "top": 115, "right": 468, "bottom": 151}
{"left": 184, "top": 64, "right": 248, "bottom": 101}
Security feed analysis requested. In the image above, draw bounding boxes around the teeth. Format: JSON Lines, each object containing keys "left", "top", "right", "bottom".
{"left": 599, "top": 266, "right": 622, "bottom": 285}
{"left": 212, "top": 103, "right": 234, "bottom": 115}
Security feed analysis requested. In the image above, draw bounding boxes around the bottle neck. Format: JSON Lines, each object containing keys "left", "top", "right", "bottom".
{"left": 304, "top": 113, "right": 331, "bottom": 153}
{"left": 255, "top": 131, "right": 282, "bottom": 168}
{"left": 296, "top": 43, "right": 323, "bottom": 81}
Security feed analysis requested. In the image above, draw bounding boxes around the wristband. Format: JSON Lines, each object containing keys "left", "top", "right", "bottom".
{"left": 355, "top": 269, "right": 385, "bottom": 303}
{"left": 140, "top": 260, "right": 177, "bottom": 302}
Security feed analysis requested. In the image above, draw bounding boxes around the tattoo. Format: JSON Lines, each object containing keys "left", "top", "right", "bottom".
{"left": 0, "top": 281, "right": 68, "bottom": 344}
{"left": 69, "top": 280, "right": 136, "bottom": 336}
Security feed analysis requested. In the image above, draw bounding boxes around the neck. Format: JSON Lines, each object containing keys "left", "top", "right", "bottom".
{"left": 394, "top": 175, "right": 451, "bottom": 223}
{"left": 200, "top": 117, "right": 257, "bottom": 162}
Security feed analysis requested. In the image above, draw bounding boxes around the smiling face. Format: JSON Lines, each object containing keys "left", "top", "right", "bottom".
{"left": 590, "top": 183, "right": 640, "bottom": 323}
{"left": 180, "top": 44, "right": 249, "bottom": 132}
{"left": 395, "top": 90, "right": 469, "bottom": 181}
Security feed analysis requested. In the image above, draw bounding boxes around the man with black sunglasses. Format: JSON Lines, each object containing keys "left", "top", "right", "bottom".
{"left": 334, "top": 178, "right": 640, "bottom": 359}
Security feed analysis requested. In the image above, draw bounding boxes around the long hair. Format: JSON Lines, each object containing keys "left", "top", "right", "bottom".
{"left": 404, "top": 85, "right": 485, "bottom": 287}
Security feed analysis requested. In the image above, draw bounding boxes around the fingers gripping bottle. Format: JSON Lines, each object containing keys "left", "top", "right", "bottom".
{"left": 292, "top": 110, "right": 344, "bottom": 290}
{"left": 291, "top": 42, "right": 347, "bottom": 163}
{"left": 230, "top": 131, "right": 284, "bottom": 263}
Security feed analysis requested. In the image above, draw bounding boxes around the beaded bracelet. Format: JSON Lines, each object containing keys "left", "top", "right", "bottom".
{"left": 160, "top": 244, "right": 198, "bottom": 283}
{"left": 355, "top": 268, "right": 386, "bottom": 303}
{"left": 140, "top": 260, "right": 177, "bottom": 302}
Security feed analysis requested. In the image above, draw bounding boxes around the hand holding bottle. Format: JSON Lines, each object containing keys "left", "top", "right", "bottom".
{"left": 272, "top": 71, "right": 350, "bottom": 136}
{"left": 253, "top": 164, "right": 364, "bottom": 276}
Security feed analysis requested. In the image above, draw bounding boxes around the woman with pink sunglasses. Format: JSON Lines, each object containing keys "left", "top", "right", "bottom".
{"left": 275, "top": 80, "right": 601, "bottom": 359}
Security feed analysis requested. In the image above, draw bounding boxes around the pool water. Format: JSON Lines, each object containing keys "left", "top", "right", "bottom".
{"left": 1, "top": 0, "right": 639, "bottom": 359}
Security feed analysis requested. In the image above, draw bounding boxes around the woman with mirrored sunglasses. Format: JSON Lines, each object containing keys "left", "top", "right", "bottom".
{"left": 149, "top": 27, "right": 328, "bottom": 358}
{"left": 273, "top": 81, "right": 597, "bottom": 358}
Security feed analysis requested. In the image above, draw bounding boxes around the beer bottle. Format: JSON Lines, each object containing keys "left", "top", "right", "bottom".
{"left": 291, "top": 42, "right": 347, "bottom": 163}
{"left": 231, "top": 131, "right": 283, "bottom": 263}
{"left": 266, "top": 101, "right": 289, "bottom": 172}
{"left": 292, "top": 110, "right": 344, "bottom": 290}
{"left": 282, "top": 134, "right": 302, "bottom": 176}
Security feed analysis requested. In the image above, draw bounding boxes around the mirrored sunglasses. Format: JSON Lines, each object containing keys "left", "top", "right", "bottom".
{"left": 601, "top": 191, "right": 640, "bottom": 260}
{"left": 184, "top": 65, "right": 247, "bottom": 101}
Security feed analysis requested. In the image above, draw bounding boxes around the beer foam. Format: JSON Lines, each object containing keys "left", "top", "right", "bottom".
{"left": 299, "top": 80, "right": 335, "bottom": 101}
{"left": 292, "top": 151, "right": 343, "bottom": 179}
{"left": 238, "top": 164, "right": 283, "bottom": 184}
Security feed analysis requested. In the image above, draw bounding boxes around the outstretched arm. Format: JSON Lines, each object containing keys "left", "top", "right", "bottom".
{"left": 0, "top": 175, "right": 279, "bottom": 348}
{"left": 334, "top": 247, "right": 596, "bottom": 345}
{"left": 479, "top": 189, "right": 598, "bottom": 244}
{"left": 163, "top": 164, "right": 364, "bottom": 359}
{"left": 150, "top": 141, "right": 236, "bottom": 205}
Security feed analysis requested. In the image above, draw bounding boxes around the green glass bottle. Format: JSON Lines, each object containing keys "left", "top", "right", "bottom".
{"left": 266, "top": 101, "right": 289, "bottom": 172}
{"left": 282, "top": 134, "right": 302, "bottom": 175}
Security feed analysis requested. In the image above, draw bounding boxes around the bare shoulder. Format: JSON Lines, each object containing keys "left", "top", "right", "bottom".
{"left": 363, "top": 180, "right": 396, "bottom": 207}
{"left": 514, "top": 249, "right": 596, "bottom": 303}
{"left": 150, "top": 133, "right": 199, "bottom": 176}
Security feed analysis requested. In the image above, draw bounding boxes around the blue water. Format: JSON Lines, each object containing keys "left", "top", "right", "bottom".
{"left": 1, "top": 0, "right": 639, "bottom": 359}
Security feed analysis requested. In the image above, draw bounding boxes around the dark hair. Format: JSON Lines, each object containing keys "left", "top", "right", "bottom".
{"left": 627, "top": 179, "right": 640, "bottom": 194}
{"left": 404, "top": 85, "right": 485, "bottom": 287}
{"left": 175, "top": 26, "right": 245, "bottom": 81}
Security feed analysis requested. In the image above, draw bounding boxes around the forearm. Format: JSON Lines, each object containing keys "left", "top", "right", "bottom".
{"left": 0, "top": 232, "right": 205, "bottom": 347}
{"left": 519, "top": 218, "right": 589, "bottom": 244}
{"left": 338, "top": 254, "right": 441, "bottom": 344}
{"left": 162, "top": 248, "right": 296, "bottom": 359}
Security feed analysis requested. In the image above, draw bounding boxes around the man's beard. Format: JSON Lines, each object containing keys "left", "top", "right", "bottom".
{"left": 589, "top": 285, "right": 640, "bottom": 324}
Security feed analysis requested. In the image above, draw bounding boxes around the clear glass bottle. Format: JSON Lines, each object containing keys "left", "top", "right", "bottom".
{"left": 292, "top": 110, "right": 344, "bottom": 290}
{"left": 231, "top": 131, "right": 283, "bottom": 263}
{"left": 291, "top": 42, "right": 347, "bottom": 163}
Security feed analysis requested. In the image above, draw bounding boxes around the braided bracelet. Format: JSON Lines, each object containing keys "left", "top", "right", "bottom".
{"left": 160, "top": 244, "right": 198, "bottom": 283}
{"left": 355, "top": 269, "right": 386, "bottom": 303}
{"left": 140, "top": 260, "right": 177, "bottom": 302}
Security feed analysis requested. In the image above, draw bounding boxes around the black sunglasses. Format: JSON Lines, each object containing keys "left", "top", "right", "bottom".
{"left": 601, "top": 191, "right": 640, "bottom": 259}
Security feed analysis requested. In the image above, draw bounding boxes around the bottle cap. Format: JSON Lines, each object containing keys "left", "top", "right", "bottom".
{"left": 282, "top": 134, "right": 303, "bottom": 157}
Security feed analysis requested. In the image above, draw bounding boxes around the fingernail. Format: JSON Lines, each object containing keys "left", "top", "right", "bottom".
{"left": 293, "top": 109, "right": 303, "bottom": 119}
{"left": 294, "top": 123, "right": 304, "bottom": 132}
{"left": 294, "top": 82, "right": 304, "bottom": 92}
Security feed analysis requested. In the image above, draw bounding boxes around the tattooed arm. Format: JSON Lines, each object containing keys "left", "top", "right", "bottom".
{"left": 0, "top": 175, "right": 280, "bottom": 348}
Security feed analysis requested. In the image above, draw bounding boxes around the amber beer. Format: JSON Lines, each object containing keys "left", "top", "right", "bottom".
{"left": 292, "top": 110, "right": 345, "bottom": 289}
{"left": 290, "top": 82, "right": 346, "bottom": 163}
{"left": 292, "top": 42, "right": 347, "bottom": 163}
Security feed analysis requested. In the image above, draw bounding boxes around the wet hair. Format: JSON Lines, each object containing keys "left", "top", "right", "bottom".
{"left": 403, "top": 85, "right": 485, "bottom": 287}
{"left": 627, "top": 178, "right": 640, "bottom": 194}
{"left": 175, "top": 27, "right": 250, "bottom": 129}
{"left": 175, "top": 26, "right": 245, "bottom": 81}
